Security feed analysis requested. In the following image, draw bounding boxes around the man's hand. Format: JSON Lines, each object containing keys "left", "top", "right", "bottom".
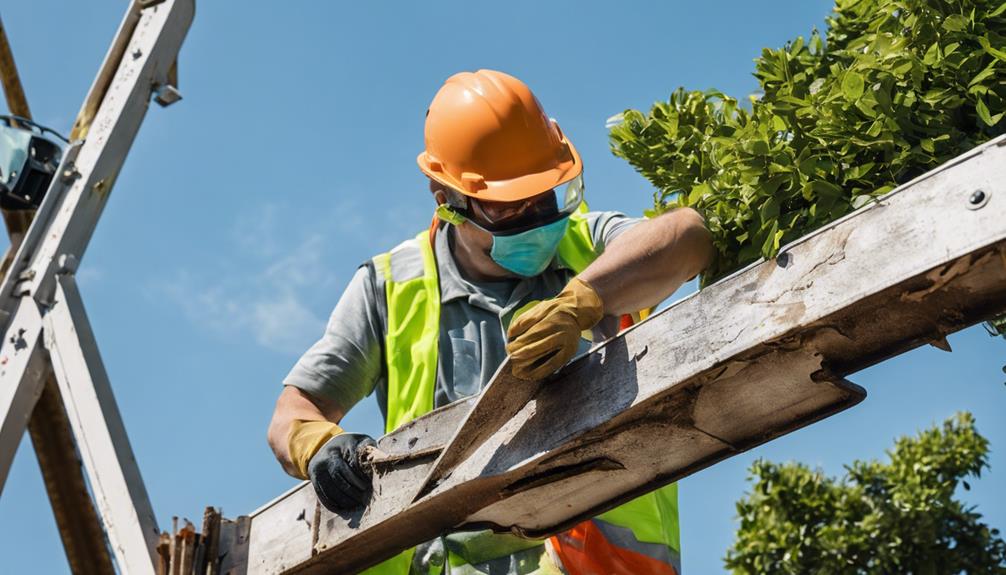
{"left": 268, "top": 387, "right": 347, "bottom": 478}
{"left": 506, "top": 277, "right": 604, "bottom": 380}
{"left": 280, "top": 414, "right": 376, "bottom": 512}
{"left": 308, "top": 432, "right": 377, "bottom": 512}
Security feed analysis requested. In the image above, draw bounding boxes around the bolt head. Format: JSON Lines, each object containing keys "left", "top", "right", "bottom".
{"left": 967, "top": 189, "right": 990, "bottom": 210}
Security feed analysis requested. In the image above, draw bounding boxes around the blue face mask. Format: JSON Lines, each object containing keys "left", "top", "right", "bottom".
{"left": 489, "top": 216, "right": 570, "bottom": 277}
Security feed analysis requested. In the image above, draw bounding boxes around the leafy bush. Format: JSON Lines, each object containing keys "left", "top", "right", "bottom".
{"left": 609, "top": 0, "right": 1006, "bottom": 291}
{"left": 725, "top": 412, "right": 1006, "bottom": 574}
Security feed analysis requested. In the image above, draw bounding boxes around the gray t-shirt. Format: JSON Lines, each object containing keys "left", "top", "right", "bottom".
{"left": 283, "top": 211, "right": 640, "bottom": 420}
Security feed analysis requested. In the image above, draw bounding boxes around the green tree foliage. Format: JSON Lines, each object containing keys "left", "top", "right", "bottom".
{"left": 989, "top": 315, "right": 1006, "bottom": 336}
{"left": 609, "top": 0, "right": 1006, "bottom": 290}
{"left": 725, "top": 413, "right": 1006, "bottom": 574}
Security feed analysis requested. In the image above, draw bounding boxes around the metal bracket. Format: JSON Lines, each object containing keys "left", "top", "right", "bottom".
{"left": 153, "top": 84, "right": 182, "bottom": 107}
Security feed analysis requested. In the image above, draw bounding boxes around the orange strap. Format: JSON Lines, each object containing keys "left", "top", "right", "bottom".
{"left": 428, "top": 215, "right": 440, "bottom": 247}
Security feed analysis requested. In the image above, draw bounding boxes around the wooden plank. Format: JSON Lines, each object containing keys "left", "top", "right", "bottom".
{"left": 302, "top": 355, "right": 862, "bottom": 574}
{"left": 241, "top": 399, "right": 475, "bottom": 575}
{"left": 217, "top": 516, "right": 251, "bottom": 575}
{"left": 229, "top": 135, "right": 1006, "bottom": 574}
{"left": 414, "top": 358, "right": 535, "bottom": 502}
{"left": 245, "top": 486, "right": 316, "bottom": 574}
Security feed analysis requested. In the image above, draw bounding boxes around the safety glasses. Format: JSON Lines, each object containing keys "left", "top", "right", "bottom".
{"left": 437, "top": 174, "right": 584, "bottom": 236}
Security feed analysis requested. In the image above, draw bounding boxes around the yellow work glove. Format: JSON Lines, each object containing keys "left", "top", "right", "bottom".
{"left": 289, "top": 419, "right": 378, "bottom": 511}
{"left": 287, "top": 419, "right": 344, "bottom": 480}
{"left": 506, "top": 277, "right": 604, "bottom": 381}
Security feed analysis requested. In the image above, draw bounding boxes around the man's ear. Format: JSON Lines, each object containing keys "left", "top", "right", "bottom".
{"left": 429, "top": 179, "right": 447, "bottom": 205}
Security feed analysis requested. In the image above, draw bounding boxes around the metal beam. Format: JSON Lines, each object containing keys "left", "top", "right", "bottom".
{"left": 68, "top": 2, "right": 144, "bottom": 142}
{"left": 46, "top": 274, "right": 160, "bottom": 574}
{"left": 0, "top": 12, "right": 119, "bottom": 574}
{"left": 0, "top": 300, "right": 46, "bottom": 490}
{"left": 0, "top": 2, "right": 194, "bottom": 574}
{"left": 28, "top": 376, "right": 116, "bottom": 575}
{"left": 0, "top": 14, "right": 31, "bottom": 118}
{"left": 220, "top": 135, "right": 1006, "bottom": 575}
{"left": 15, "top": 0, "right": 194, "bottom": 307}
{"left": 0, "top": 0, "right": 194, "bottom": 478}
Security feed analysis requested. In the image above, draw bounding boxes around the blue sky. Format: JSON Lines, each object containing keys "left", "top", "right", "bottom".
{"left": 1, "top": 2, "right": 1004, "bottom": 573}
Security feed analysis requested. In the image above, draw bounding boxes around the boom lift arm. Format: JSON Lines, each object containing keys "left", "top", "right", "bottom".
{"left": 0, "top": 2, "right": 195, "bottom": 574}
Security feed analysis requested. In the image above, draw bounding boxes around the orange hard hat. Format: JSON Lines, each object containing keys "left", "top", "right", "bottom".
{"left": 417, "top": 70, "right": 582, "bottom": 203}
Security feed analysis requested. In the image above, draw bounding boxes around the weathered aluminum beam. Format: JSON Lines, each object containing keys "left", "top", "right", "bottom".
{"left": 28, "top": 377, "right": 116, "bottom": 575}
{"left": 47, "top": 274, "right": 161, "bottom": 573}
{"left": 225, "top": 135, "right": 1006, "bottom": 575}
{"left": 0, "top": 1, "right": 195, "bottom": 573}
{"left": 0, "top": 14, "right": 117, "bottom": 572}
{"left": 0, "top": 301, "right": 48, "bottom": 488}
{"left": 0, "top": 0, "right": 194, "bottom": 488}
{"left": 14, "top": 1, "right": 193, "bottom": 307}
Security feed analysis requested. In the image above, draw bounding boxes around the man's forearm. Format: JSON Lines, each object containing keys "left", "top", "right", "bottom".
{"left": 268, "top": 385, "right": 345, "bottom": 477}
{"left": 578, "top": 207, "right": 714, "bottom": 316}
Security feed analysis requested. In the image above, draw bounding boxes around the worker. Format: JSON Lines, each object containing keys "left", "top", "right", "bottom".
{"left": 267, "top": 69, "right": 714, "bottom": 574}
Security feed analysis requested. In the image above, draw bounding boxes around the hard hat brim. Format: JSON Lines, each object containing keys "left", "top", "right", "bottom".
{"left": 418, "top": 137, "right": 583, "bottom": 203}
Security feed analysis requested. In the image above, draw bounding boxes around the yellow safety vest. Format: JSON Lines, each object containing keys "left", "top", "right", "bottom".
{"left": 367, "top": 208, "right": 681, "bottom": 574}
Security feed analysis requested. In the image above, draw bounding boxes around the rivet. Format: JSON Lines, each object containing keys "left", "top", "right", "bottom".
{"left": 967, "top": 189, "right": 989, "bottom": 210}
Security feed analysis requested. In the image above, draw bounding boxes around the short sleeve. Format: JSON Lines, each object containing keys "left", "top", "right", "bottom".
{"left": 282, "top": 265, "right": 385, "bottom": 411}
{"left": 584, "top": 211, "right": 643, "bottom": 255}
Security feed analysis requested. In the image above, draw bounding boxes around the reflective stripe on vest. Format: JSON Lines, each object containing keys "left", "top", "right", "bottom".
{"left": 371, "top": 209, "right": 681, "bottom": 574}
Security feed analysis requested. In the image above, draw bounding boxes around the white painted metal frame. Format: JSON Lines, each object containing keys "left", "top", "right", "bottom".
{"left": 46, "top": 275, "right": 161, "bottom": 572}
{"left": 0, "top": 301, "right": 47, "bottom": 488}
{"left": 0, "top": 1, "right": 194, "bottom": 573}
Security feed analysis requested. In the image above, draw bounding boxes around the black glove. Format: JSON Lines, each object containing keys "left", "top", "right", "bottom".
{"left": 308, "top": 432, "right": 377, "bottom": 512}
